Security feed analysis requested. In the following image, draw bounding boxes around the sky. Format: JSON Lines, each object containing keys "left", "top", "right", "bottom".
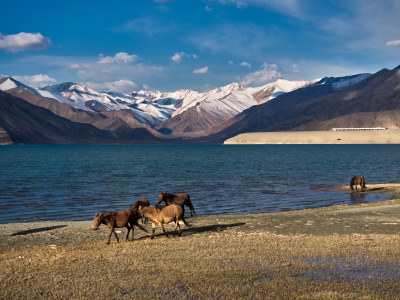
{"left": 0, "top": 0, "right": 399, "bottom": 93}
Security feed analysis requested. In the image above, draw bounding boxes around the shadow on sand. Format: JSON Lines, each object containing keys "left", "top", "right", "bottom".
{"left": 136, "top": 222, "right": 246, "bottom": 240}
{"left": 11, "top": 225, "right": 68, "bottom": 236}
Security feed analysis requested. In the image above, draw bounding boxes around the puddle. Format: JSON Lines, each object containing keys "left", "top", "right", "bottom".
{"left": 298, "top": 256, "right": 400, "bottom": 282}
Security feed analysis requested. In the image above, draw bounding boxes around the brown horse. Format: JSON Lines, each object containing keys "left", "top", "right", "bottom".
{"left": 139, "top": 204, "right": 190, "bottom": 239}
{"left": 350, "top": 176, "right": 366, "bottom": 193}
{"left": 132, "top": 198, "right": 151, "bottom": 223}
{"left": 157, "top": 192, "right": 195, "bottom": 217}
{"left": 132, "top": 198, "right": 150, "bottom": 211}
{"left": 92, "top": 209, "right": 147, "bottom": 244}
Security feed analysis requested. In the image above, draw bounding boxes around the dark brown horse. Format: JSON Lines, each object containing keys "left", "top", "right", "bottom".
{"left": 350, "top": 176, "right": 366, "bottom": 193}
{"left": 92, "top": 209, "right": 147, "bottom": 244}
{"left": 132, "top": 198, "right": 151, "bottom": 223}
{"left": 139, "top": 204, "right": 190, "bottom": 239}
{"left": 157, "top": 192, "right": 195, "bottom": 217}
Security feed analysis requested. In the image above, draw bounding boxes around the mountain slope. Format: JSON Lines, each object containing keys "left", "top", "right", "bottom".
{"left": 203, "top": 68, "right": 400, "bottom": 142}
{"left": 5, "top": 86, "right": 162, "bottom": 134}
{"left": 0, "top": 90, "right": 163, "bottom": 144}
{"left": 156, "top": 80, "right": 313, "bottom": 136}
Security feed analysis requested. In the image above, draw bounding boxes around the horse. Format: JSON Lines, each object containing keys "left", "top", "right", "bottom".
{"left": 157, "top": 192, "right": 195, "bottom": 217}
{"left": 91, "top": 209, "right": 147, "bottom": 244}
{"left": 138, "top": 204, "right": 190, "bottom": 239}
{"left": 350, "top": 176, "right": 366, "bottom": 193}
{"left": 132, "top": 198, "right": 150, "bottom": 223}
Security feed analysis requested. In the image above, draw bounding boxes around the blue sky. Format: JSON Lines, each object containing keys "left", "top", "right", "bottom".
{"left": 1, "top": 0, "right": 399, "bottom": 92}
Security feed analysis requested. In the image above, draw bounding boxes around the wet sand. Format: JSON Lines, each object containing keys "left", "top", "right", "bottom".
{"left": 224, "top": 130, "right": 400, "bottom": 144}
{"left": 1, "top": 183, "right": 400, "bottom": 299}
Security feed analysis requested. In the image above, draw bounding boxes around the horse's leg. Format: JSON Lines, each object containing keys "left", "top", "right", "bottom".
{"left": 160, "top": 223, "right": 168, "bottom": 237}
{"left": 113, "top": 227, "right": 119, "bottom": 243}
{"left": 181, "top": 215, "right": 191, "bottom": 227}
{"left": 176, "top": 219, "right": 181, "bottom": 237}
{"left": 108, "top": 226, "right": 119, "bottom": 244}
{"left": 151, "top": 222, "right": 156, "bottom": 239}
{"left": 172, "top": 218, "right": 178, "bottom": 236}
{"left": 125, "top": 225, "right": 131, "bottom": 241}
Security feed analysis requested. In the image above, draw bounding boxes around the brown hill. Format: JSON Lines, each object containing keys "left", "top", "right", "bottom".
{"left": 0, "top": 90, "right": 162, "bottom": 144}
{"left": 155, "top": 104, "right": 226, "bottom": 137}
{"left": 6, "top": 87, "right": 163, "bottom": 135}
{"left": 200, "top": 67, "right": 400, "bottom": 143}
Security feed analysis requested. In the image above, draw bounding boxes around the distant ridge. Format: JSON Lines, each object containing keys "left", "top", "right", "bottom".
{"left": 1, "top": 65, "right": 400, "bottom": 144}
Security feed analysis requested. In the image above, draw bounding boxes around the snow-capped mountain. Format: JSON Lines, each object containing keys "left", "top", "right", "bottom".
{"left": 0, "top": 72, "right": 372, "bottom": 133}
{"left": 0, "top": 77, "right": 314, "bottom": 128}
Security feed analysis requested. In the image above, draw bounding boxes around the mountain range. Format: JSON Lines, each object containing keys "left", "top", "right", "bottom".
{"left": 1, "top": 65, "right": 399, "bottom": 144}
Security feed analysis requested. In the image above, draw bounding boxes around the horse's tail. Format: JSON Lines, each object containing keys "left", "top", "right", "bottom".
{"left": 185, "top": 195, "right": 196, "bottom": 217}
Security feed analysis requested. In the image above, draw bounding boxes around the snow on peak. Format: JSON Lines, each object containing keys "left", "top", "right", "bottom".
{"left": 0, "top": 75, "right": 340, "bottom": 129}
{"left": 0, "top": 76, "right": 39, "bottom": 95}
{"left": 0, "top": 77, "right": 18, "bottom": 91}
{"left": 317, "top": 73, "right": 371, "bottom": 90}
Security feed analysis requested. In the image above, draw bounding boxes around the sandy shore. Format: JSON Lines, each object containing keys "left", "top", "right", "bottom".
{"left": 1, "top": 183, "right": 400, "bottom": 299}
{"left": 224, "top": 130, "right": 400, "bottom": 144}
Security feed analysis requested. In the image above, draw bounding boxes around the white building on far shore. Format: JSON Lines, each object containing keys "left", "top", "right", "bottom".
{"left": 331, "top": 127, "right": 388, "bottom": 131}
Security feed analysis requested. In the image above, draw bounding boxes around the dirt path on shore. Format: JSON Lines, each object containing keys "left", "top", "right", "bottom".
{"left": 1, "top": 183, "right": 400, "bottom": 299}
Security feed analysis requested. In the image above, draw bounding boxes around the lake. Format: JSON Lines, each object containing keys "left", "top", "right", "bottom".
{"left": 0, "top": 144, "right": 399, "bottom": 224}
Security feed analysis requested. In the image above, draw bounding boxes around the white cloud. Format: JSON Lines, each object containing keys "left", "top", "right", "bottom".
{"left": 240, "top": 63, "right": 281, "bottom": 86}
{"left": 70, "top": 63, "right": 90, "bottom": 69}
{"left": 0, "top": 32, "right": 51, "bottom": 52}
{"left": 114, "top": 17, "right": 177, "bottom": 36}
{"left": 386, "top": 40, "right": 400, "bottom": 46}
{"left": 171, "top": 52, "right": 184, "bottom": 63}
{"left": 215, "top": 0, "right": 304, "bottom": 18}
{"left": 85, "top": 79, "right": 138, "bottom": 93}
{"left": 290, "top": 64, "right": 300, "bottom": 73}
{"left": 14, "top": 74, "right": 56, "bottom": 88}
{"left": 191, "top": 23, "right": 275, "bottom": 59}
{"left": 171, "top": 52, "right": 198, "bottom": 63}
{"left": 193, "top": 66, "right": 209, "bottom": 74}
{"left": 97, "top": 52, "right": 138, "bottom": 64}
{"left": 240, "top": 61, "right": 252, "bottom": 68}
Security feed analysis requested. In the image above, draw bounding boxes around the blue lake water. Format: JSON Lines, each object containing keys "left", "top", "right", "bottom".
{"left": 0, "top": 144, "right": 399, "bottom": 224}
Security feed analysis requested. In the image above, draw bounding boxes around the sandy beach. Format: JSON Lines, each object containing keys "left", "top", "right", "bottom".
{"left": 1, "top": 183, "right": 400, "bottom": 299}
{"left": 224, "top": 130, "right": 400, "bottom": 144}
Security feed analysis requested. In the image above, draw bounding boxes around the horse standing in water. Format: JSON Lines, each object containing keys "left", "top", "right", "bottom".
{"left": 350, "top": 176, "right": 366, "bottom": 193}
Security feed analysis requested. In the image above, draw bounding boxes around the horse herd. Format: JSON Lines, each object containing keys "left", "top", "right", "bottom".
{"left": 92, "top": 192, "right": 195, "bottom": 244}
{"left": 93, "top": 176, "right": 367, "bottom": 244}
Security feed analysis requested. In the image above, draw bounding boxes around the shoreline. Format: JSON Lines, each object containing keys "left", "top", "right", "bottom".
{"left": 1, "top": 183, "right": 400, "bottom": 299}
{"left": 224, "top": 130, "right": 400, "bottom": 144}
{"left": 1, "top": 183, "right": 400, "bottom": 242}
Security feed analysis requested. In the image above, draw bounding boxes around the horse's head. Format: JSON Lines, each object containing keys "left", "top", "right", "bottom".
{"left": 91, "top": 213, "right": 102, "bottom": 230}
{"left": 157, "top": 192, "right": 166, "bottom": 204}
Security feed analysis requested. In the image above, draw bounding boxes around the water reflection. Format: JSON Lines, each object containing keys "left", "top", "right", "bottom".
{"left": 349, "top": 192, "right": 368, "bottom": 204}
